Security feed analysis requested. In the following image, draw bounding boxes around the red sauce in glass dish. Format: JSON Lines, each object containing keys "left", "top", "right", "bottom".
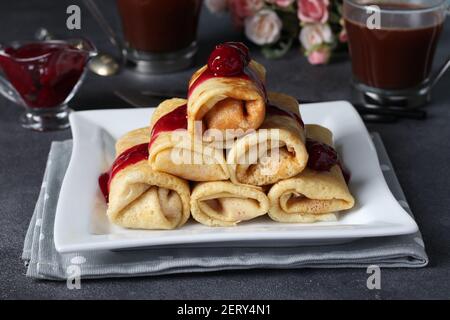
{"left": 0, "top": 42, "right": 88, "bottom": 108}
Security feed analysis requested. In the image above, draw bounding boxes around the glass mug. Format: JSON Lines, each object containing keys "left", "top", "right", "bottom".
{"left": 84, "top": 0, "right": 202, "bottom": 74}
{"left": 343, "top": 0, "right": 448, "bottom": 107}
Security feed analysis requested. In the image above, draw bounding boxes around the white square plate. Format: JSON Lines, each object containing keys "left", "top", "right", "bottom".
{"left": 54, "top": 101, "right": 418, "bottom": 253}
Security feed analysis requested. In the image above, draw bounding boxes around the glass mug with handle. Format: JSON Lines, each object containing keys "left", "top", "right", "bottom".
{"left": 83, "top": 0, "right": 202, "bottom": 74}
{"left": 343, "top": 0, "right": 449, "bottom": 108}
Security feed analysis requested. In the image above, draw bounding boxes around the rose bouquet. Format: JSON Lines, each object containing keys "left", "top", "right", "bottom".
{"left": 205, "top": 0, "right": 347, "bottom": 65}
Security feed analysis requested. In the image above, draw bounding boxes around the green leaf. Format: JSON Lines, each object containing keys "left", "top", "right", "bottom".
{"left": 274, "top": 4, "right": 296, "bottom": 14}
{"left": 261, "top": 38, "right": 294, "bottom": 59}
{"left": 328, "top": 12, "right": 341, "bottom": 24}
{"left": 336, "top": 3, "right": 343, "bottom": 16}
{"left": 274, "top": 10, "right": 300, "bottom": 41}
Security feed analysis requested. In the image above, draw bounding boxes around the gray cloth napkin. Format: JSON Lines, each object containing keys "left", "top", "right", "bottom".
{"left": 22, "top": 133, "right": 428, "bottom": 280}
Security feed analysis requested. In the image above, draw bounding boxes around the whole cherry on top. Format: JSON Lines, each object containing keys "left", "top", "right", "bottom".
{"left": 207, "top": 42, "right": 251, "bottom": 76}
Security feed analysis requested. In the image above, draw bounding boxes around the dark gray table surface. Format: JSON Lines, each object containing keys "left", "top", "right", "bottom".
{"left": 1, "top": 0, "right": 449, "bottom": 300}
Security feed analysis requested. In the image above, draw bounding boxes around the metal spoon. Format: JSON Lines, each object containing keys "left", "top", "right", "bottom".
{"left": 88, "top": 53, "right": 120, "bottom": 76}
{"left": 82, "top": 0, "right": 127, "bottom": 76}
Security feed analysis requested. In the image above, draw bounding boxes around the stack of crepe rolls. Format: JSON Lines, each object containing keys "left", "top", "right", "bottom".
{"left": 101, "top": 42, "right": 355, "bottom": 230}
{"left": 148, "top": 97, "right": 269, "bottom": 227}
{"left": 148, "top": 98, "right": 229, "bottom": 182}
{"left": 190, "top": 181, "right": 269, "bottom": 227}
{"left": 187, "top": 60, "right": 267, "bottom": 143}
{"left": 227, "top": 92, "right": 308, "bottom": 186}
{"left": 268, "top": 124, "right": 355, "bottom": 223}
{"left": 107, "top": 128, "right": 191, "bottom": 230}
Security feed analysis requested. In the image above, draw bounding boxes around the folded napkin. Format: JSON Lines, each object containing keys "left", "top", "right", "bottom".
{"left": 22, "top": 134, "right": 428, "bottom": 280}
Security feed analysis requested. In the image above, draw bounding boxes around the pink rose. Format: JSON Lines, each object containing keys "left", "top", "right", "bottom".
{"left": 307, "top": 46, "right": 331, "bottom": 65}
{"left": 299, "top": 23, "right": 333, "bottom": 51}
{"left": 228, "top": 0, "right": 265, "bottom": 28}
{"left": 245, "top": 9, "right": 282, "bottom": 45}
{"left": 297, "top": 0, "right": 329, "bottom": 24}
{"left": 266, "top": 0, "right": 295, "bottom": 7}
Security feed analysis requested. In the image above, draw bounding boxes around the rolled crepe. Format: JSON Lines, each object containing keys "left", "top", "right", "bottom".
{"left": 106, "top": 129, "right": 191, "bottom": 230}
{"left": 187, "top": 60, "right": 267, "bottom": 141}
{"left": 148, "top": 98, "right": 229, "bottom": 181}
{"left": 268, "top": 124, "right": 355, "bottom": 223}
{"left": 115, "top": 127, "right": 150, "bottom": 155}
{"left": 190, "top": 181, "right": 269, "bottom": 227}
{"left": 227, "top": 92, "right": 308, "bottom": 186}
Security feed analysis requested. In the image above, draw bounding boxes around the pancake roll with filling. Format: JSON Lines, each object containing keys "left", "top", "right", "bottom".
{"left": 267, "top": 124, "right": 355, "bottom": 223}
{"left": 190, "top": 181, "right": 269, "bottom": 227}
{"left": 227, "top": 92, "right": 308, "bottom": 186}
{"left": 148, "top": 98, "right": 229, "bottom": 181}
{"left": 187, "top": 43, "right": 267, "bottom": 143}
{"left": 104, "top": 128, "right": 191, "bottom": 230}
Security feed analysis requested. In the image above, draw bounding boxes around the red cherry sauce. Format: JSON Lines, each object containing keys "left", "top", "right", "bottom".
{"left": 188, "top": 65, "right": 266, "bottom": 100}
{"left": 188, "top": 43, "right": 266, "bottom": 100}
{"left": 225, "top": 42, "right": 251, "bottom": 65}
{"left": 306, "top": 138, "right": 351, "bottom": 184}
{"left": 266, "top": 104, "right": 304, "bottom": 128}
{"left": 208, "top": 42, "right": 250, "bottom": 76}
{"left": 208, "top": 45, "right": 244, "bottom": 76}
{"left": 149, "top": 104, "right": 188, "bottom": 149}
{"left": 0, "top": 42, "right": 88, "bottom": 108}
{"left": 98, "top": 143, "right": 149, "bottom": 202}
{"left": 306, "top": 138, "right": 338, "bottom": 171}
{"left": 99, "top": 104, "right": 189, "bottom": 202}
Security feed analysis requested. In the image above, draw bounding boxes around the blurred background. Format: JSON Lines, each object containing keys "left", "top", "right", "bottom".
{"left": 1, "top": 0, "right": 449, "bottom": 110}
